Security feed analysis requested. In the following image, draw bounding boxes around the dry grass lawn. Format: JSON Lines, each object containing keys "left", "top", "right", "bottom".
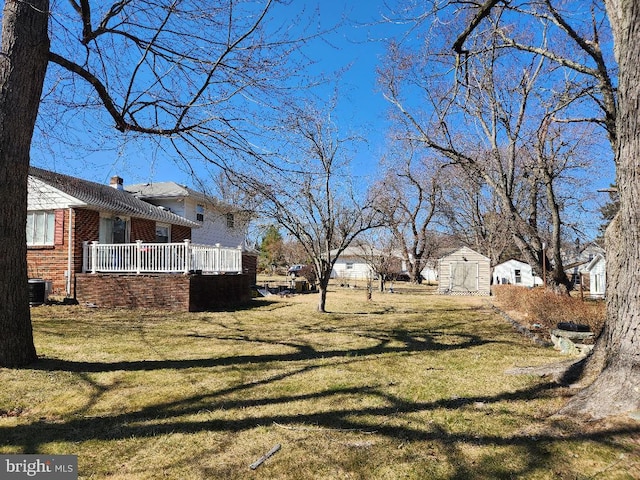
{"left": 1, "top": 283, "right": 639, "bottom": 479}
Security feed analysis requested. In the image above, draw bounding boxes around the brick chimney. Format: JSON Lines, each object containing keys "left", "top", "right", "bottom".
{"left": 110, "top": 176, "right": 124, "bottom": 190}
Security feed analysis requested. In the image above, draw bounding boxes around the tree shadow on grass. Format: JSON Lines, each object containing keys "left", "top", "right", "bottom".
{"left": 2, "top": 377, "right": 638, "bottom": 478}
{"left": 29, "top": 327, "right": 494, "bottom": 373}
{"left": 14, "top": 306, "right": 639, "bottom": 477}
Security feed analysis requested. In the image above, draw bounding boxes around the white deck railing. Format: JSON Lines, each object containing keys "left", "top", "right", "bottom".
{"left": 82, "top": 240, "right": 242, "bottom": 274}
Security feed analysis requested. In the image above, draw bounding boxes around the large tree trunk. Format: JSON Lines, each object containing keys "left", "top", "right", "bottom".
{"left": 0, "top": 0, "right": 50, "bottom": 367}
{"left": 560, "top": 1, "right": 640, "bottom": 418}
{"left": 409, "top": 259, "right": 423, "bottom": 284}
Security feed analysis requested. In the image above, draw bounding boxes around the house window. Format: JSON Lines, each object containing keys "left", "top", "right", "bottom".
{"left": 196, "top": 204, "right": 205, "bottom": 222}
{"left": 156, "top": 224, "right": 170, "bottom": 243}
{"left": 100, "top": 216, "right": 130, "bottom": 244}
{"left": 514, "top": 269, "right": 522, "bottom": 284}
{"left": 26, "top": 211, "right": 55, "bottom": 246}
{"left": 226, "top": 213, "right": 235, "bottom": 229}
{"left": 346, "top": 262, "right": 354, "bottom": 270}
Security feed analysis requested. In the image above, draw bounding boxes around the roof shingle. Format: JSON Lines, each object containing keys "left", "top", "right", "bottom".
{"left": 29, "top": 167, "right": 199, "bottom": 228}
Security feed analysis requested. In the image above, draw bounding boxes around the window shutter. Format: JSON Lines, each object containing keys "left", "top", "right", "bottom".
{"left": 54, "top": 210, "right": 65, "bottom": 245}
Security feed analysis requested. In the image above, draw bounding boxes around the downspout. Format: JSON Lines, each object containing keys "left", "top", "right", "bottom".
{"left": 66, "top": 207, "right": 73, "bottom": 297}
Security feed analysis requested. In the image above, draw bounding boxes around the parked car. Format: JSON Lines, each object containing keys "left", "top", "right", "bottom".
{"left": 287, "top": 264, "right": 306, "bottom": 277}
{"left": 383, "top": 272, "right": 411, "bottom": 282}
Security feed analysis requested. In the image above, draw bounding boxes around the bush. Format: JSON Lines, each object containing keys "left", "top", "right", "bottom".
{"left": 299, "top": 264, "right": 317, "bottom": 284}
{"left": 492, "top": 285, "right": 605, "bottom": 335}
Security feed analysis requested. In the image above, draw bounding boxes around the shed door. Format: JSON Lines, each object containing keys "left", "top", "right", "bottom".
{"left": 451, "top": 262, "right": 478, "bottom": 292}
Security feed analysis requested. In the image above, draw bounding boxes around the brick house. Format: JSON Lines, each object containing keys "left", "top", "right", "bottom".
{"left": 27, "top": 167, "right": 251, "bottom": 310}
{"left": 27, "top": 167, "right": 198, "bottom": 297}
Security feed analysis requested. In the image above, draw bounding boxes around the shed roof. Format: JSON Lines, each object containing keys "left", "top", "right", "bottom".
{"left": 439, "top": 246, "right": 490, "bottom": 262}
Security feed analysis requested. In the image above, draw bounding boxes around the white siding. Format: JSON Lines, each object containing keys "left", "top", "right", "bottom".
{"left": 331, "top": 259, "right": 375, "bottom": 281}
{"left": 587, "top": 256, "right": 606, "bottom": 298}
{"left": 143, "top": 198, "right": 186, "bottom": 217}
{"left": 493, "top": 260, "right": 542, "bottom": 288}
{"left": 185, "top": 198, "right": 246, "bottom": 247}
{"left": 139, "top": 196, "right": 246, "bottom": 248}
{"left": 27, "top": 177, "right": 85, "bottom": 210}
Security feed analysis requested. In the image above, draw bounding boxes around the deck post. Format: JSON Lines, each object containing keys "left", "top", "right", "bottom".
{"left": 91, "top": 241, "right": 98, "bottom": 274}
{"left": 184, "top": 239, "right": 191, "bottom": 274}
{"left": 135, "top": 240, "right": 143, "bottom": 274}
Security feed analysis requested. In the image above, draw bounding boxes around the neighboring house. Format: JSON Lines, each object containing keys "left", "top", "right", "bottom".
{"left": 437, "top": 246, "right": 491, "bottom": 296}
{"left": 585, "top": 254, "right": 606, "bottom": 298}
{"left": 493, "top": 259, "right": 543, "bottom": 288}
{"left": 126, "top": 181, "right": 257, "bottom": 282}
{"left": 561, "top": 242, "right": 605, "bottom": 267}
{"left": 562, "top": 242, "right": 605, "bottom": 288}
{"left": 330, "top": 246, "right": 380, "bottom": 281}
{"left": 330, "top": 243, "right": 440, "bottom": 284}
{"left": 125, "top": 181, "right": 248, "bottom": 248}
{"left": 26, "top": 167, "right": 251, "bottom": 310}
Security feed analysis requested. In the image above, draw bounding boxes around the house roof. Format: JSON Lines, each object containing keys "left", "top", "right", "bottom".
{"left": 29, "top": 167, "right": 199, "bottom": 227}
{"left": 126, "top": 181, "right": 205, "bottom": 200}
{"left": 126, "top": 181, "right": 248, "bottom": 215}
{"left": 585, "top": 253, "right": 605, "bottom": 272}
{"left": 494, "top": 259, "right": 531, "bottom": 268}
{"left": 127, "top": 180, "right": 220, "bottom": 204}
{"left": 330, "top": 245, "right": 390, "bottom": 259}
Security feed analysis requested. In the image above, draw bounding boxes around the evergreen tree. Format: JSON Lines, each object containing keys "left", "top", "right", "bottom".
{"left": 258, "top": 225, "right": 284, "bottom": 273}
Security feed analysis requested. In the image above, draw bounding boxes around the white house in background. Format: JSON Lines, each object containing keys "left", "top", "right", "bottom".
{"left": 562, "top": 242, "right": 605, "bottom": 288}
{"left": 330, "top": 246, "right": 379, "bottom": 281}
{"left": 420, "top": 261, "right": 438, "bottom": 284}
{"left": 126, "top": 182, "right": 249, "bottom": 249}
{"left": 493, "top": 259, "right": 543, "bottom": 288}
{"left": 585, "top": 254, "right": 606, "bottom": 298}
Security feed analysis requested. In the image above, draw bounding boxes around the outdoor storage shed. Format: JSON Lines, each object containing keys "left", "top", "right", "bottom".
{"left": 437, "top": 246, "right": 491, "bottom": 296}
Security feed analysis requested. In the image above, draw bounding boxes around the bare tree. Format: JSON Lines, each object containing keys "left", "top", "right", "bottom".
{"left": 0, "top": 0, "right": 322, "bottom": 366}
{"left": 352, "top": 232, "right": 403, "bottom": 293}
{"left": 380, "top": 22, "right": 600, "bottom": 290}
{"left": 439, "top": 164, "right": 514, "bottom": 266}
{"left": 564, "top": 0, "right": 640, "bottom": 418}
{"left": 374, "top": 142, "right": 442, "bottom": 283}
{"left": 0, "top": 0, "right": 49, "bottom": 366}
{"left": 392, "top": 0, "right": 640, "bottom": 418}
{"left": 237, "top": 109, "right": 383, "bottom": 312}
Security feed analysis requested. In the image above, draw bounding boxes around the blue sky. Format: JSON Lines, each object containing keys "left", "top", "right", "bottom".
{"left": 32, "top": 1, "right": 399, "bottom": 189}
{"left": 30, "top": 0, "right": 615, "bottom": 238}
